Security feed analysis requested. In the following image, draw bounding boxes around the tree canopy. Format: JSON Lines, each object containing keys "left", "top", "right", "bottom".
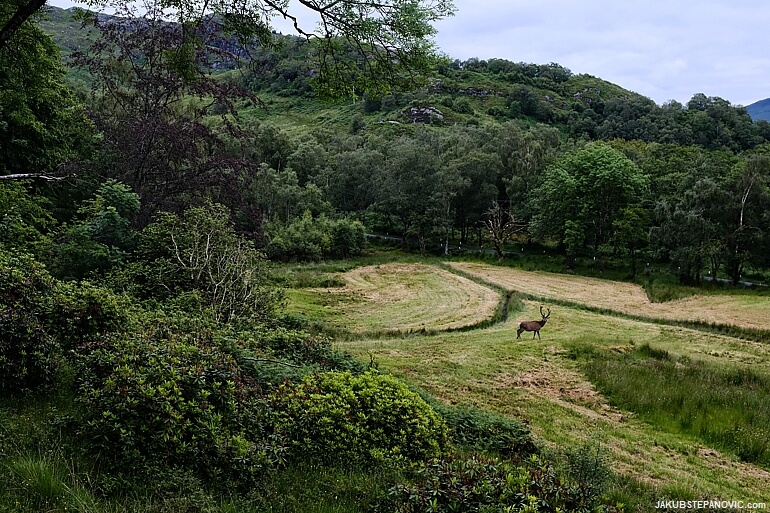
{"left": 1, "top": 0, "right": 456, "bottom": 97}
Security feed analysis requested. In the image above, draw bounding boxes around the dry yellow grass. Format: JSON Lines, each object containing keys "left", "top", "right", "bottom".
{"left": 319, "top": 263, "right": 500, "bottom": 333}
{"left": 449, "top": 262, "right": 770, "bottom": 330}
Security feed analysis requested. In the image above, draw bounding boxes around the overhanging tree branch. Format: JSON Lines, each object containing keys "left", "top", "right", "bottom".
{"left": 0, "top": 0, "right": 47, "bottom": 51}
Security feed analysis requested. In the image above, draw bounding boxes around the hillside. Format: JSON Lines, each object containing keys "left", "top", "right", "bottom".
{"left": 36, "top": 5, "right": 770, "bottom": 155}
{"left": 747, "top": 97, "right": 770, "bottom": 122}
{"left": 35, "top": 6, "right": 655, "bottom": 133}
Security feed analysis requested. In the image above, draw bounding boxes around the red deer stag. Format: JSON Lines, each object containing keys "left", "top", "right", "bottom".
{"left": 517, "top": 306, "right": 551, "bottom": 339}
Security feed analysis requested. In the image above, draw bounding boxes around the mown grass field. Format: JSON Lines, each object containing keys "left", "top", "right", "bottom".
{"left": 287, "top": 260, "right": 770, "bottom": 505}
{"left": 287, "top": 262, "right": 500, "bottom": 334}
{"left": 449, "top": 261, "right": 770, "bottom": 330}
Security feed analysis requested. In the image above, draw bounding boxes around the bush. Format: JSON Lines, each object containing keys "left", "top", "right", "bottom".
{"left": 559, "top": 442, "right": 613, "bottom": 510}
{"left": 434, "top": 403, "right": 537, "bottom": 458}
{"left": 47, "top": 180, "right": 140, "bottom": 280}
{"left": 0, "top": 181, "right": 54, "bottom": 252}
{"left": 244, "top": 326, "right": 365, "bottom": 373}
{"left": 374, "top": 453, "right": 608, "bottom": 513}
{"left": 210, "top": 326, "right": 366, "bottom": 393}
{"left": 140, "top": 204, "right": 282, "bottom": 323}
{"left": 0, "top": 251, "right": 132, "bottom": 393}
{"left": 266, "top": 213, "right": 367, "bottom": 262}
{"left": 74, "top": 333, "right": 284, "bottom": 485}
{"left": 268, "top": 371, "right": 448, "bottom": 465}
{"left": 0, "top": 251, "right": 59, "bottom": 393}
{"left": 47, "top": 281, "right": 132, "bottom": 350}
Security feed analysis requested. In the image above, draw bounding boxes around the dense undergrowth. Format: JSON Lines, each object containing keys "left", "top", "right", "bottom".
{"left": 1, "top": 245, "right": 619, "bottom": 512}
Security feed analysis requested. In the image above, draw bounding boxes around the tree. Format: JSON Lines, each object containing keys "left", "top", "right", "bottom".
{"left": 247, "top": 164, "right": 329, "bottom": 225}
{"left": 373, "top": 135, "right": 442, "bottom": 253}
{"left": 440, "top": 126, "right": 502, "bottom": 246}
{"left": 498, "top": 122, "right": 561, "bottom": 228}
{"left": 0, "top": 17, "right": 92, "bottom": 179}
{"left": 1, "top": 0, "right": 456, "bottom": 98}
{"left": 562, "top": 219, "right": 584, "bottom": 270}
{"left": 141, "top": 203, "right": 282, "bottom": 323}
{"left": 652, "top": 181, "right": 722, "bottom": 285}
{"left": 48, "top": 180, "right": 140, "bottom": 280}
{"left": 483, "top": 201, "right": 523, "bottom": 261}
{"left": 72, "top": 6, "right": 258, "bottom": 224}
{"left": 530, "top": 143, "right": 648, "bottom": 266}
{"left": 322, "top": 147, "right": 385, "bottom": 213}
{"left": 610, "top": 207, "right": 649, "bottom": 277}
{"left": 721, "top": 154, "right": 770, "bottom": 284}
{"left": 0, "top": 0, "right": 46, "bottom": 51}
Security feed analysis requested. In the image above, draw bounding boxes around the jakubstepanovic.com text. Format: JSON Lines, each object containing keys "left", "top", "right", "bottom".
{"left": 656, "top": 501, "right": 766, "bottom": 510}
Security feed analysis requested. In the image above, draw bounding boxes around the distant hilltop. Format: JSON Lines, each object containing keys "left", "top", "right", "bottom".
{"left": 746, "top": 98, "right": 770, "bottom": 122}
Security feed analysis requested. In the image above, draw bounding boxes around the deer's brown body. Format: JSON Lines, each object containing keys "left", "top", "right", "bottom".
{"left": 517, "top": 306, "right": 551, "bottom": 339}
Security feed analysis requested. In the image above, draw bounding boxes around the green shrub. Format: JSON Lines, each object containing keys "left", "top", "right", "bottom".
{"left": 74, "top": 333, "right": 284, "bottom": 485}
{"left": 47, "top": 180, "right": 140, "bottom": 280}
{"left": 139, "top": 204, "right": 283, "bottom": 323}
{"left": 266, "top": 213, "right": 367, "bottom": 262}
{"left": 374, "top": 454, "right": 607, "bottom": 513}
{"left": 434, "top": 404, "right": 537, "bottom": 458}
{"left": 209, "top": 327, "right": 364, "bottom": 394}
{"left": 47, "top": 281, "right": 132, "bottom": 350}
{"left": 269, "top": 371, "right": 448, "bottom": 465}
{"left": 244, "top": 326, "right": 365, "bottom": 373}
{"left": 0, "top": 251, "right": 132, "bottom": 393}
{"left": 0, "top": 251, "right": 59, "bottom": 393}
{"left": 0, "top": 181, "right": 55, "bottom": 252}
{"left": 559, "top": 442, "right": 613, "bottom": 510}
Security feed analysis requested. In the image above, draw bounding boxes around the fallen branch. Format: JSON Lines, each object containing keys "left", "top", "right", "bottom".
{"left": 0, "top": 173, "right": 73, "bottom": 181}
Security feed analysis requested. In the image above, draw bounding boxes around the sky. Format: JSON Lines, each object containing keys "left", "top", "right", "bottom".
{"left": 45, "top": 0, "right": 770, "bottom": 107}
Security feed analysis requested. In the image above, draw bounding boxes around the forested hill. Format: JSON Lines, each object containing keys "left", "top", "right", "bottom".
{"left": 39, "top": 5, "right": 769, "bottom": 151}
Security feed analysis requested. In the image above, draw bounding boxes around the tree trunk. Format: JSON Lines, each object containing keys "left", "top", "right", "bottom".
{"left": 443, "top": 200, "right": 451, "bottom": 255}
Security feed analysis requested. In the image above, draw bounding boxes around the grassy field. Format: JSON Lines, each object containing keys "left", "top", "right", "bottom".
{"left": 287, "top": 262, "right": 501, "bottom": 334}
{"left": 287, "top": 260, "right": 770, "bottom": 505}
{"left": 449, "top": 262, "right": 770, "bottom": 330}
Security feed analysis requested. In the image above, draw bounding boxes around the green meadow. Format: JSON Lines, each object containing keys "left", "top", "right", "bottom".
{"left": 287, "top": 259, "right": 770, "bottom": 504}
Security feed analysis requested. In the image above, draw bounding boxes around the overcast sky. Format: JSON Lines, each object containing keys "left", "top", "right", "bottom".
{"left": 45, "top": 0, "right": 770, "bottom": 107}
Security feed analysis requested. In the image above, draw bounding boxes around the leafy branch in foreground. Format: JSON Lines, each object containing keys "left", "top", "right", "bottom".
{"left": 2, "top": 0, "right": 455, "bottom": 97}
